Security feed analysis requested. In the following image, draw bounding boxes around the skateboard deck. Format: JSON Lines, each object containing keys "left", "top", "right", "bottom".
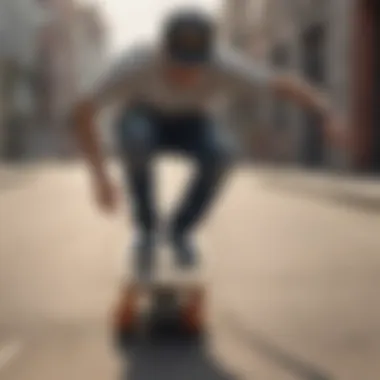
{"left": 112, "top": 246, "right": 206, "bottom": 348}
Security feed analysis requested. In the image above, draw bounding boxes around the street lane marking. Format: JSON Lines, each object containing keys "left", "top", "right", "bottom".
{"left": 0, "top": 341, "right": 23, "bottom": 372}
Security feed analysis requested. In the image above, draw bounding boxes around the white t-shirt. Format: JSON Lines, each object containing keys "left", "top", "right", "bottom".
{"left": 80, "top": 43, "right": 274, "bottom": 114}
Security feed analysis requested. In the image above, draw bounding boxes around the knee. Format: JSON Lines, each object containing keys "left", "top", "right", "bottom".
{"left": 116, "top": 110, "right": 155, "bottom": 166}
{"left": 200, "top": 123, "right": 237, "bottom": 176}
{"left": 201, "top": 146, "right": 232, "bottom": 179}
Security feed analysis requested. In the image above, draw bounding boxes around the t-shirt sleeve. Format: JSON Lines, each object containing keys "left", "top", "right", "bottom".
{"left": 79, "top": 44, "right": 153, "bottom": 107}
{"left": 215, "top": 48, "right": 274, "bottom": 92}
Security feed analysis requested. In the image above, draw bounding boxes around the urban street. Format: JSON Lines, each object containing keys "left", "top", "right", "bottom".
{"left": 0, "top": 161, "right": 379, "bottom": 380}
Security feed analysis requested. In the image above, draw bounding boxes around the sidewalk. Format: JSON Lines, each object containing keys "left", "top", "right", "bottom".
{"left": 262, "top": 166, "right": 380, "bottom": 212}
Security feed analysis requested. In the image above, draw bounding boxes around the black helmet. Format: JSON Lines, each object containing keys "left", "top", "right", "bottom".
{"left": 162, "top": 8, "right": 215, "bottom": 64}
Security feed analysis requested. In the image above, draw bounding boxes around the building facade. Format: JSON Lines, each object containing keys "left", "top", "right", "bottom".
{"left": 351, "top": 0, "right": 380, "bottom": 173}
{"left": 220, "top": 0, "right": 270, "bottom": 157}
{"left": 73, "top": 4, "right": 108, "bottom": 94}
{"left": 69, "top": 3, "right": 109, "bottom": 155}
{"left": 30, "top": 0, "right": 108, "bottom": 158}
{"left": 0, "top": 0, "right": 51, "bottom": 159}
{"left": 32, "top": 0, "right": 78, "bottom": 157}
{"left": 222, "top": 0, "right": 380, "bottom": 173}
{"left": 260, "top": 0, "right": 354, "bottom": 168}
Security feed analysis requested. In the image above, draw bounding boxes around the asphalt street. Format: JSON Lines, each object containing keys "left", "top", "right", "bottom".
{"left": 0, "top": 161, "right": 379, "bottom": 380}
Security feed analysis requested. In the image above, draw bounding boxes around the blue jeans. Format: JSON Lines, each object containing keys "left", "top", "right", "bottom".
{"left": 116, "top": 105, "right": 233, "bottom": 236}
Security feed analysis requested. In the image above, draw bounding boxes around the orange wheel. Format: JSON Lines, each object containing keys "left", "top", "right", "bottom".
{"left": 113, "top": 284, "right": 138, "bottom": 331}
{"left": 181, "top": 287, "right": 205, "bottom": 333}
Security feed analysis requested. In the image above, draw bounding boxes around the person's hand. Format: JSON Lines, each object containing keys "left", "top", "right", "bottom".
{"left": 94, "top": 175, "right": 119, "bottom": 214}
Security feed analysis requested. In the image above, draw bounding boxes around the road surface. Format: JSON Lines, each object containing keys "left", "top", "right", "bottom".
{"left": 0, "top": 161, "right": 380, "bottom": 380}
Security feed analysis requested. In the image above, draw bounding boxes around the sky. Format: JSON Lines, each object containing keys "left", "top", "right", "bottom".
{"left": 83, "top": 0, "right": 222, "bottom": 56}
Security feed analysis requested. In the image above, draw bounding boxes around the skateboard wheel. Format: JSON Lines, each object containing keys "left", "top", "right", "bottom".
{"left": 114, "top": 326, "right": 137, "bottom": 349}
{"left": 112, "top": 285, "right": 139, "bottom": 349}
{"left": 181, "top": 288, "right": 205, "bottom": 334}
{"left": 113, "top": 285, "right": 138, "bottom": 333}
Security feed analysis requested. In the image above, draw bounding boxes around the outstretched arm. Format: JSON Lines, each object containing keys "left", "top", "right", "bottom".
{"left": 219, "top": 50, "right": 346, "bottom": 147}
{"left": 271, "top": 75, "right": 330, "bottom": 117}
{"left": 219, "top": 49, "right": 331, "bottom": 115}
{"left": 270, "top": 74, "right": 347, "bottom": 147}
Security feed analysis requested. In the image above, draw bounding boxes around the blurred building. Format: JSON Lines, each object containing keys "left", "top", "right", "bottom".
{"left": 73, "top": 4, "right": 107, "bottom": 92}
{"left": 0, "top": 0, "right": 109, "bottom": 161}
{"left": 0, "top": 0, "right": 51, "bottom": 159}
{"left": 260, "top": 0, "right": 352, "bottom": 169}
{"left": 220, "top": 0, "right": 266, "bottom": 56}
{"left": 220, "top": 0, "right": 270, "bottom": 157}
{"left": 71, "top": 3, "right": 110, "bottom": 155}
{"left": 221, "top": 0, "right": 380, "bottom": 173}
{"left": 32, "top": 0, "right": 79, "bottom": 157}
{"left": 351, "top": 0, "right": 380, "bottom": 173}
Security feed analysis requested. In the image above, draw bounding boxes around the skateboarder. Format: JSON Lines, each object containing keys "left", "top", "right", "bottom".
{"left": 72, "top": 8, "right": 345, "bottom": 275}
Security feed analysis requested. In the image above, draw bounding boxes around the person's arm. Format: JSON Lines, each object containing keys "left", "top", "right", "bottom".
{"left": 271, "top": 75, "right": 330, "bottom": 115}
{"left": 72, "top": 99, "right": 107, "bottom": 183}
{"left": 73, "top": 46, "right": 150, "bottom": 162}
{"left": 71, "top": 96, "right": 119, "bottom": 212}
{"left": 71, "top": 46, "right": 151, "bottom": 210}
{"left": 71, "top": 64, "right": 124, "bottom": 191}
{"left": 270, "top": 74, "right": 347, "bottom": 147}
{"left": 219, "top": 49, "right": 331, "bottom": 115}
{"left": 219, "top": 50, "right": 345, "bottom": 145}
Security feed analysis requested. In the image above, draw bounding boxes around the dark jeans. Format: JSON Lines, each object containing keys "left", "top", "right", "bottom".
{"left": 116, "top": 105, "right": 233, "bottom": 236}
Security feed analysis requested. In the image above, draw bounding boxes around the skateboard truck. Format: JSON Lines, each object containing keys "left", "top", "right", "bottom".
{"left": 112, "top": 278, "right": 206, "bottom": 348}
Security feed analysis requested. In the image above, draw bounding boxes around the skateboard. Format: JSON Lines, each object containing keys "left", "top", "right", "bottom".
{"left": 112, "top": 267, "right": 206, "bottom": 348}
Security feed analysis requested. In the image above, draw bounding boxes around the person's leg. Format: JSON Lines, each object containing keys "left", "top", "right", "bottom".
{"left": 116, "top": 107, "right": 158, "bottom": 275}
{"left": 169, "top": 117, "right": 234, "bottom": 267}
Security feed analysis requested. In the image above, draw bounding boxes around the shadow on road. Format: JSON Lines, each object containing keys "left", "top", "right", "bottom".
{"left": 120, "top": 340, "right": 239, "bottom": 380}
{"left": 225, "top": 315, "right": 333, "bottom": 380}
